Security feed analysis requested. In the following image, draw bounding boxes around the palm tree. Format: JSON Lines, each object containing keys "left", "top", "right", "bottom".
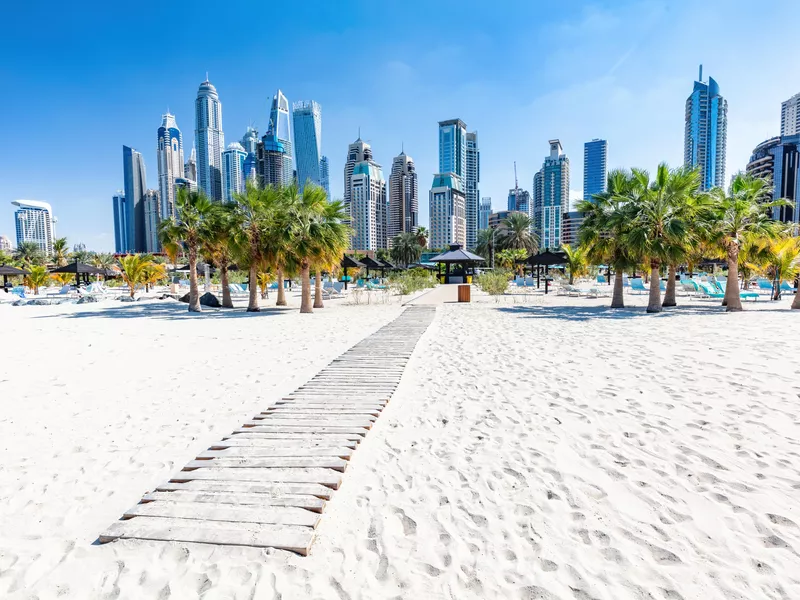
{"left": 25, "top": 265, "right": 50, "bottom": 294}
{"left": 90, "top": 253, "right": 116, "bottom": 279}
{"left": 415, "top": 226, "right": 428, "bottom": 249}
{"left": 201, "top": 203, "right": 238, "bottom": 308}
{"left": 71, "top": 243, "right": 92, "bottom": 264}
{"left": 142, "top": 261, "right": 167, "bottom": 292}
{"left": 14, "top": 241, "right": 45, "bottom": 267}
{"left": 0, "top": 249, "right": 13, "bottom": 266}
{"left": 577, "top": 169, "right": 639, "bottom": 308}
{"left": 708, "top": 173, "right": 789, "bottom": 311}
{"left": 764, "top": 236, "right": 799, "bottom": 301}
{"left": 499, "top": 213, "right": 537, "bottom": 253}
{"left": 159, "top": 188, "right": 214, "bottom": 312}
{"left": 257, "top": 271, "right": 273, "bottom": 299}
{"left": 52, "top": 237, "right": 69, "bottom": 267}
{"left": 117, "top": 254, "right": 152, "bottom": 298}
{"left": 562, "top": 244, "right": 588, "bottom": 285}
{"left": 390, "top": 232, "right": 422, "bottom": 267}
{"left": 311, "top": 199, "right": 350, "bottom": 309}
{"left": 496, "top": 248, "right": 526, "bottom": 276}
{"left": 475, "top": 229, "right": 496, "bottom": 267}
{"left": 51, "top": 272, "right": 73, "bottom": 287}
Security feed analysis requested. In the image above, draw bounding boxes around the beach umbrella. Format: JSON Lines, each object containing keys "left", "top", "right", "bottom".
{"left": 360, "top": 256, "right": 383, "bottom": 279}
{"left": 0, "top": 264, "right": 29, "bottom": 289}
{"left": 340, "top": 255, "right": 364, "bottom": 290}
{"left": 527, "top": 251, "right": 568, "bottom": 292}
{"left": 49, "top": 260, "right": 104, "bottom": 287}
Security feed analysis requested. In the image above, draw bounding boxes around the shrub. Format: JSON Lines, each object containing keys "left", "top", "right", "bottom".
{"left": 476, "top": 270, "right": 509, "bottom": 296}
{"left": 388, "top": 268, "right": 437, "bottom": 295}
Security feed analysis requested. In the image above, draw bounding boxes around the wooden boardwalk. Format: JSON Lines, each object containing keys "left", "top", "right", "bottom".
{"left": 99, "top": 306, "right": 436, "bottom": 555}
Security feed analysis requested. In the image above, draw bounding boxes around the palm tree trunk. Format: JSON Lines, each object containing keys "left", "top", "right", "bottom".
{"left": 247, "top": 265, "right": 259, "bottom": 312}
{"left": 276, "top": 267, "right": 287, "bottom": 306}
{"left": 568, "top": 271, "right": 574, "bottom": 285}
{"left": 188, "top": 244, "right": 201, "bottom": 312}
{"left": 221, "top": 264, "right": 233, "bottom": 308}
{"left": 662, "top": 264, "right": 677, "bottom": 307}
{"left": 611, "top": 269, "right": 624, "bottom": 308}
{"left": 725, "top": 246, "right": 743, "bottom": 312}
{"left": 313, "top": 269, "right": 324, "bottom": 308}
{"left": 646, "top": 263, "right": 661, "bottom": 313}
{"left": 300, "top": 261, "right": 313, "bottom": 313}
{"left": 792, "top": 284, "right": 800, "bottom": 310}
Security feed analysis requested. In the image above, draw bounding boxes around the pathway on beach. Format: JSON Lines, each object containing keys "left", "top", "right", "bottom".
{"left": 99, "top": 306, "right": 436, "bottom": 556}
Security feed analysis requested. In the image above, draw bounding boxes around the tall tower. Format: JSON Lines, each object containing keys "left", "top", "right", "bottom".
{"left": 112, "top": 192, "right": 127, "bottom": 253}
{"left": 536, "top": 140, "right": 569, "bottom": 250}
{"left": 388, "top": 151, "right": 419, "bottom": 242}
{"left": 684, "top": 65, "right": 727, "bottom": 191}
{"left": 781, "top": 92, "right": 800, "bottom": 137}
{"left": 157, "top": 112, "right": 184, "bottom": 220}
{"left": 320, "top": 156, "right": 330, "bottom": 198}
{"left": 293, "top": 100, "right": 324, "bottom": 192}
{"left": 344, "top": 137, "right": 369, "bottom": 221}
{"left": 184, "top": 146, "right": 197, "bottom": 182}
{"left": 465, "top": 131, "right": 480, "bottom": 249}
{"left": 123, "top": 145, "right": 147, "bottom": 252}
{"left": 350, "top": 143, "right": 387, "bottom": 250}
{"left": 256, "top": 125, "right": 288, "bottom": 188}
{"left": 195, "top": 78, "right": 225, "bottom": 200}
{"left": 479, "top": 197, "right": 492, "bottom": 230}
{"left": 241, "top": 126, "right": 259, "bottom": 155}
{"left": 142, "top": 189, "right": 161, "bottom": 253}
{"left": 12, "top": 200, "right": 56, "bottom": 256}
{"left": 438, "top": 119, "right": 467, "bottom": 177}
{"left": 222, "top": 142, "right": 247, "bottom": 202}
{"left": 270, "top": 90, "right": 293, "bottom": 183}
{"left": 583, "top": 139, "right": 607, "bottom": 201}
{"left": 429, "top": 174, "right": 466, "bottom": 250}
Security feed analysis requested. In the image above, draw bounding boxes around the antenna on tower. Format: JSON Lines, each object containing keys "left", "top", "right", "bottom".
{"left": 514, "top": 161, "right": 519, "bottom": 191}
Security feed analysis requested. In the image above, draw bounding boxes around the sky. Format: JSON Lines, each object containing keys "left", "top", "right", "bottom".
{"left": 1, "top": 0, "right": 798, "bottom": 252}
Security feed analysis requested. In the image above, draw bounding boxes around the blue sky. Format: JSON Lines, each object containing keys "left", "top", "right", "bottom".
{"left": 1, "top": 0, "right": 798, "bottom": 251}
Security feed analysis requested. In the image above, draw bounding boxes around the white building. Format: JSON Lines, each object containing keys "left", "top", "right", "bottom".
{"left": 388, "top": 151, "right": 418, "bottom": 242}
{"left": 343, "top": 137, "right": 370, "bottom": 224}
{"left": 781, "top": 92, "right": 800, "bottom": 137}
{"left": 429, "top": 173, "right": 466, "bottom": 250}
{"left": 350, "top": 160, "right": 388, "bottom": 251}
{"left": 143, "top": 190, "right": 161, "bottom": 253}
{"left": 157, "top": 112, "right": 185, "bottom": 220}
{"left": 465, "top": 131, "right": 480, "bottom": 249}
{"left": 0, "top": 235, "right": 12, "bottom": 251}
{"left": 222, "top": 142, "right": 247, "bottom": 202}
{"left": 195, "top": 78, "right": 225, "bottom": 200}
{"left": 12, "top": 200, "right": 56, "bottom": 255}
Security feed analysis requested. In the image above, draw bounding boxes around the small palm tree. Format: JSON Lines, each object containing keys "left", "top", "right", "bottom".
{"left": 90, "top": 253, "right": 116, "bottom": 280}
{"left": 51, "top": 273, "right": 73, "bottom": 287}
{"left": 562, "top": 244, "right": 588, "bottom": 284}
{"left": 142, "top": 262, "right": 167, "bottom": 292}
{"left": 390, "top": 232, "right": 422, "bottom": 267}
{"left": 499, "top": 213, "right": 537, "bottom": 253}
{"left": 475, "top": 229, "right": 496, "bottom": 267}
{"left": 159, "top": 188, "right": 214, "bottom": 312}
{"left": 14, "top": 241, "right": 45, "bottom": 267}
{"left": 25, "top": 265, "right": 50, "bottom": 294}
{"left": 496, "top": 248, "right": 526, "bottom": 275}
{"left": 52, "top": 237, "right": 69, "bottom": 267}
{"left": 764, "top": 236, "right": 799, "bottom": 300}
{"left": 257, "top": 271, "right": 273, "bottom": 299}
{"left": 415, "top": 226, "right": 428, "bottom": 249}
{"left": 118, "top": 254, "right": 152, "bottom": 298}
{"left": 201, "top": 203, "right": 238, "bottom": 308}
{"left": 233, "top": 182, "right": 275, "bottom": 312}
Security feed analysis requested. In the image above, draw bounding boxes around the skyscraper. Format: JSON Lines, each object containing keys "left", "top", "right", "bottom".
{"left": 350, "top": 144, "right": 387, "bottom": 250}
{"left": 270, "top": 90, "right": 293, "bottom": 182}
{"left": 142, "top": 190, "right": 161, "bottom": 253}
{"left": 465, "top": 131, "right": 480, "bottom": 249}
{"left": 479, "top": 197, "right": 492, "bottom": 230}
{"left": 684, "top": 65, "right": 727, "bottom": 191}
{"left": 256, "top": 127, "right": 288, "bottom": 187}
{"left": 293, "top": 100, "right": 325, "bottom": 192}
{"left": 241, "top": 126, "right": 259, "bottom": 155}
{"left": 195, "top": 78, "right": 224, "bottom": 200}
{"left": 781, "top": 92, "right": 800, "bottom": 137}
{"left": 112, "top": 192, "right": 127, "bottom": 253}
{"left": 12, "top": 200, "right": 55, "bottom": 255}
{"left": 123, "top": 145, "right": 147, "bottom": 252}
{"left": 388, "top": 151, "right": 419, "bottom": 242}
{"left": 320, "top": 156, "right": 330, "bottom": 198}
{"left": 438, "top": 119, "right": 467, "bottom": 177}
{"left": 0, "top": 235, "right": 12, "bottom": 251}
{"left": 429, "top": 174, "right": 466, "bottom": 250}
{"left": 344, "top": 137, "right": 369, "bottom": 221}
{"left": 535, "top": 140, "right": 569, "bottom": 250}
{"left": 157, "top": 112, "right": 184, "bottom": 220}
{"left": 507, "top": 188, "right": 532, "bottom": 217}
{"left": 222, "top": 142, "right": 247, "bottom": 202}
{"left": 746, "top": 135, "right": 800, "bottom": 225}
{"left": 184, "top": 146, "right": 197, "bottom": 182}
{"left": 583, "top": 139, "right": 607, "bottom": 201}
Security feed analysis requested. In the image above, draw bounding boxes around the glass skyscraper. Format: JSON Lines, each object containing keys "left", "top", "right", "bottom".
{"left": 438, "top": 119, "right": 466, "bottom": 178}
{"left": 583, "top": 139, "right": 607, "bottom": 201}
{"left": 684, "top": 66, "right": 727, "bottom": 191}
{"left": 320, "top": 156, "right": 330, "bottom": 198}
{"left": 465, "top": 132, "right": 480, "bottom": 249}
{"left": 293, "top": 100, "right": 325, "bottom": 192}
{"left": 270, "top": 90, "right": 293, "bottom": 182}
{"left": 534, "top": 140, "right": 569, "bottom": 250}
{"left": 13, "top": 200, "right": 55, "bottom": 255}
{"left": 112, "top": 191, "right": 127, "bottom": 253}
{"left": 157, "top": 112, "right": 184, "bottom": 220}
{"left": 222, "top": 142, "right": 247, "bottom": 202}
{"left": 123, "top": 145, "right": 147, "bottom": 252}
{"left": 195, "top": 78, "right": 225, "bottom": 201}
{"left": 479, "top": 197, "right": 492, "bottom": 230}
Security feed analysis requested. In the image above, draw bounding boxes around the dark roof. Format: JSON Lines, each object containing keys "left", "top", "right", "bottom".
{"left": 377, "top": 258, "right": 397, "bottom": 269}
{"left": 173, "top": 263, "right": 215, "bottom": 273}
{"left": 429, "top": 244, "right": 485, "bottom": 263}
{"left": 360, "top": 256, "right": 383, "bottom": 268}
{"left": 49, "top": 261, "right": 104, "bottom": 274}
{"left": 0, "top": 264, "right": 30, "bottom": 276}
{"left": 341, "top": 255, "right": 364, "bottom": 269}
{"left": 527, "top": 251, "right": 568, "bottom": 266}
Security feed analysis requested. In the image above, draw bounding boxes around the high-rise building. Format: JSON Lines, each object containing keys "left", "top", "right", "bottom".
{"left": 781, "top": 93, "right": 800, "bottom": 137}
{"left": 0, "top": 235, "right": 12, "bottom": 251}
{"left": 123, "top": 145, "right": 147, "bottom": 252}
{"left": 746, "top": 135, "right": 800, "bottom": 225}
{"left": 583, "top": 139, "right": 607, "bottom": 201}
{"left": 439, "top": 119, "right": 467, "bottom": 177}
{"left": 534, "top": 139, "right": 569, "bottom": 250}
{"left": 465, "top": 131, "right": 480, "bottom": 249}
{"left": 507, "top": 188, "right": 532, "bottom": 213}
{"left": 429, "top": 173, "right": 466, "bottom": 250}
{"left": 157, "top": 112, "right": 184, "bottom": 220}
{"left": 293, "top": 100, "right": 325, "bottom": 192}
{"left": 195, "top": 78, "right": 224, "bottom": 200}
{"left": 241, "top": 126, "right": 259, "bottom": 155}
{"left": 320, "top": 156, "right": 330, "bottom": 198}
{"left": 344, "top": 137, "right": 369, "bottom": 221}
{"left": 350, "top": 147, "right": 387, "bottom": 250}
{"left": 241, "top": 126, "right": 259, "bottom": 185}
{"left": 562, "top": 211, "right": 584, "bottom": 247}
{"left": 388, "top": 151, "right": 419, "bottom": 242}
{"left": 12, "top": 200, "right": 56, "bottom": 255}
{"left": 112, "top": 192, "right": 127, "bottom": 253}
{"left": 270, "top": 90, "right": 293, "bottom": 183}
{"left": 143, "top": 189, "right": 161, "bottom": 253}
{"left": 184, "top": 146, "right": 197, "bottom": 182}
{"left": 222, "top": 142, "right": 247, "bottom": 202}
{"left": 479, "top": 197, "right": 492, "bottom": 230}
{"left": 256, "top": 127, "right": 288, "bottom": 187}
{"left": 684, "top": 65, "right": 727, "bottom": 191}
{"left": 488, "top": 210, "right": 523, "bottom": 230}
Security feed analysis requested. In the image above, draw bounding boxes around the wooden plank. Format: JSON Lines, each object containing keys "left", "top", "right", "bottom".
{"left": 246, "top": 418, "right": 374, "bottom": 428}
{"left": 170, "top": 467, "right": 343, "bottom": 490}
{"left": 224, "top": 432, "right": 363, "bottom": 443}
{"left": 100, "top": 517, "right": 315, "bottom": 555}
{"left": 199, "top": 447, "right": 355, "bottom": 459}
{"left": 185, "top": 456, "right": 348, "bottom": 472}
{"left": 123, "top": 501, "right": 321, "bottom": 527}
{"left": 212, "top": 437, "right": 358, "bottom": 449}
{"left": 142, "top": 491, "right": 326, "bottom": 513}
{"left": 236, "top": 426, "right": 368, "bottom": 437}
{"left": 262, "top": 410, "right": 379, "bottom": 419}
{"left": 154, "top": 480, "right": 334, "bottom": 499}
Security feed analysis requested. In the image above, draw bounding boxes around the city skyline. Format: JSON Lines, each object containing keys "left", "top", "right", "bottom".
{"left": 2, "top": 1, "right": 800, "bottom": 249}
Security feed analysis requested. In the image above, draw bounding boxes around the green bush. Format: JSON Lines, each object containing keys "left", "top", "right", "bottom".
{"left": 388, "top": 268, "right": 437, "bottom": 295}
{"left": 476, "top": 270, "right": 510, "bottom": 295}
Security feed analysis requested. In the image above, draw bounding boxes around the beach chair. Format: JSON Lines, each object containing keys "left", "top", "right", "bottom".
{"left": 659, "top": 280, "right": 667, "bottom": 292}
{"left": 756, "top": 279, "right": 773, "bottom": 292}
{"left": 228, "top": 283, "right": 249, "bottom": 299}
{"left": 10, "top": 286, "right": 25, "bottom": 298}
{"left": 596, "top": 275, "right": 607, "bottom": 284}
{"left": 780, "top": 281, "right": 797, "bottom": 294}
{"left": 681, "top": 280, "right": 699, "bottom": 296}
{"left": 629, "top": 278, "right": 648, "bottom": 295}
{"left": 715, "top": 281, "right": 759, "bottom": 301}
{"left": 698, "top": 282, "right": 725, "bottom": 299}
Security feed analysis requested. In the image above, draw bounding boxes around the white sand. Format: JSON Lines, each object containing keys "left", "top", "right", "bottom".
{"left": 1, "top": 289, "right": 799, "bottom": 599}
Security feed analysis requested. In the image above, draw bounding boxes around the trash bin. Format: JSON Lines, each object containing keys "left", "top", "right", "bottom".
{"left": 458, "top": 284, "right": 471, "bottom": 302}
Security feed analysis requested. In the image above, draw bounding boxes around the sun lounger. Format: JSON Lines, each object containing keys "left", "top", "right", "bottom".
{"left": 629, "top": 278, "right": 648, "bottom": 295}
{"left": 780, "top": 281, "right": 797, "bottom": 293}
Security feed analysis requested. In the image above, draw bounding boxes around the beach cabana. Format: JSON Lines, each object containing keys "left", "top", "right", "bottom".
{"left": 49, "top": 261, "right": 103, "bottom": 288}
{"left": 430, "top": 244, "right": 485, "bottom": 284}
{"left": 340, "top": 255, "right": 364, "bottom": 290}
{"left": 527, "top": 250, "right": 567, "bottom": 292}
{"left": 0, "top": 264, "right": 29, "bottom": 290}
{"left": 360, "top": 256, "right": 383, "bottom": 278}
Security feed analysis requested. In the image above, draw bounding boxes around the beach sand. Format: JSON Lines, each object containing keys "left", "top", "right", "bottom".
{"left": 1, "top": 289, "right": 799, "bottom": 599}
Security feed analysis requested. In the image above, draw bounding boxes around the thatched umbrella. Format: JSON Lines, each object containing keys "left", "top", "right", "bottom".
{"left": 0, "top": 264, "right": 29, "bottom": 289}
{"left": 49, "top": 260, "right": 104, "bottom": 287}
{"left": 340, "top": 255, "right": 364, "bottom": 290}
{"left": 527, "top": 250, "right": 568, "bottom": 292}
{"left": 360, "top": 256, "right": 383, "bottom": 279}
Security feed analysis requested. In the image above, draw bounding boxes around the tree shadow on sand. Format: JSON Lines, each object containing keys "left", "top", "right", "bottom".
{"left": 32, "top": 301, "right": 293, "bottom": 321}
